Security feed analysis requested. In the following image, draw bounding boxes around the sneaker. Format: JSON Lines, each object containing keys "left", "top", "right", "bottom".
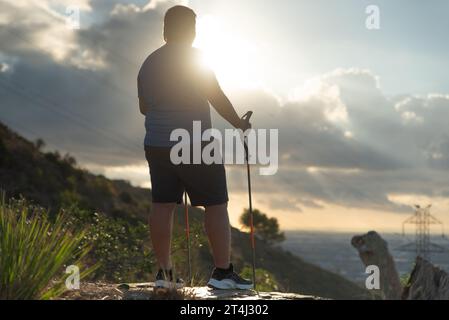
{"left": 155, "top": 269, "right": 185, "bottom": 289}
{"left": 207, "top": 264, "right": 253, "bottom": 290}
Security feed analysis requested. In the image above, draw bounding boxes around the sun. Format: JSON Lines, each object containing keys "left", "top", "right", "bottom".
{"left": 194, "top": 15, "right": 260, "bottom": 89}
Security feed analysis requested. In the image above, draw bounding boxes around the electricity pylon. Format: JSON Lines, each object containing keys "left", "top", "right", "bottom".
{"left": 398, "top": 204, "right": 447, "bottom": 261}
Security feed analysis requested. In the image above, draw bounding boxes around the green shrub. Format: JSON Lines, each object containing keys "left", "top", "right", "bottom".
{"left": 67, "top": 206, "right": 153, "bottom": 282}
{"left": 0, "top": 195, "right": 97, "bottom": 300}
{"left": 170, "top": 219, "right": 209, "bottom": 285}
{"left": 240, "top": 267, "right": 281, "bottom": 292}
{"left": 0, "top": 139, "right": 8, "bottom": 166}
{"left": 119, "top": 192, "right": 134, "bottom": 204}
{"left": 400, "top": 272, "right": 411, "bottom": 287}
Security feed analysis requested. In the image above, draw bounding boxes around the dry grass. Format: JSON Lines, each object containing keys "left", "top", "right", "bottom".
{"left": 58, "top": 282, "right": 198, "bottom": 300}
{"left": 126, "top": 287, "right": 198, "bottom": 300}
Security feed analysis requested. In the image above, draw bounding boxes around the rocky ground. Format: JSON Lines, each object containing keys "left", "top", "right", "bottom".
{"left": 58, "top": 282, "right": 320, "bottom": 300}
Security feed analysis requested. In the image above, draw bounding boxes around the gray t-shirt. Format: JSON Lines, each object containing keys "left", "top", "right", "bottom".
{"left": 138, "top": 44, "right": 219, "bottom": 147}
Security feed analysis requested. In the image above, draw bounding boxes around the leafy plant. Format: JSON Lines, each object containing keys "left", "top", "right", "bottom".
{"left": 0, "top": 195, "right": 97, "bottom": 300}
{"left": 67, "top": 206, "right": 153, "bottom": 282}
{"left": 170, "top": 218, "right": 209, "bottom": 285}
{"left": 400, "top": 272, "right": 411, "bottom": 287}
{"left": 240, "top": 266, "right": 281, "bottom": 292}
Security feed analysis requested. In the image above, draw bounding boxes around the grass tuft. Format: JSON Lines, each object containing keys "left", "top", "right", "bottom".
{"left": 0, "top": 193, "right": 97, "bottom": 300}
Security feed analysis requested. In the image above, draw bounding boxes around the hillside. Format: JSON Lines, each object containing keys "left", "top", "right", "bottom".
{"left": 0, "top": 122, "right": 369, "bottom": 299}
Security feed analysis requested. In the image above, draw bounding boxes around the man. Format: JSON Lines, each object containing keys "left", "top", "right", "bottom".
{"left": 137, "top": 5, "right": 253, "bottom": 290}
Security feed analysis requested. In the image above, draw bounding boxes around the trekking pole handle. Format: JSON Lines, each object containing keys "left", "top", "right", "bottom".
{"left": 241, "top": 111, "right": 253, "bottom": 160}
{"left": 241, "top": 111, "right": 253, "bottom": 124}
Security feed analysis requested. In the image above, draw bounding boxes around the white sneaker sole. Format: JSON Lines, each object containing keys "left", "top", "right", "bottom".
{"left": 155, "top": 280, "right": 184, "bottom": 289}
{"left": 207, "top": 278, "right": 253, "bottom": 290}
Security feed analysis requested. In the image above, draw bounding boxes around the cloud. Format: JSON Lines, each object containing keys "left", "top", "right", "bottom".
{"left": 225, "top": 69, "right": 449, "bottom": 213}
{"left": 1, "top": 1, "right": 449, "bottom": 215}
{"left": 0, "top": 0, "right": 184, "bottom": 166}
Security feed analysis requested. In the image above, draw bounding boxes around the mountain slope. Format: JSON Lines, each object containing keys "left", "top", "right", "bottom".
{"left": 0, "top": 122, "right": 369, "bottom": 299}
{"left": 0, "top": 122, "right": 151, "bottom": 222}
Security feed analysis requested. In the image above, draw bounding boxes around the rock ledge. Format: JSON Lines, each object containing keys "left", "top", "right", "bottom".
{"left": 59, "top": 282, "right": 321, "bottom": 300}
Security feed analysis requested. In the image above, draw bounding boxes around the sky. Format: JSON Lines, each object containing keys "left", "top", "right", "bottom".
{"left": 1, "top": 0, "right": 449, "bottom": 232}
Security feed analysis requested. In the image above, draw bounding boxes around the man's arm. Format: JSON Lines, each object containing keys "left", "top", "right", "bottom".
{"left": 139, "top": 98, "right": 149, "bottom": 116}
{"left": 207, "top": 84, "right": 250, "bottom": 131}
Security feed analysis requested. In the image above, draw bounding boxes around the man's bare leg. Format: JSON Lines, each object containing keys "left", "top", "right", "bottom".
{"left": 204, "top": 203, "right": 231, "bottom": 269}
{"left": 149, "top": 202, "right": 176, "bottom": 270}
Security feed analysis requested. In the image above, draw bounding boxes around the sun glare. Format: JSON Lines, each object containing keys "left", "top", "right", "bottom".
{"left": 194, "top": 15, "right": 261, "bottom": 89}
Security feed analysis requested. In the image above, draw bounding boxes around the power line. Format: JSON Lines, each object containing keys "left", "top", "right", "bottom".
{"left": 397, "top": 204, "right": 448, "bottom": 261}
{"left": 2, "top": 27, "right": 148, "bottom": 155}
{"left": 0, "top": 77, "right": 142, "bottom": 155}
{"left": 0, "top": 116, "right": 66, "bottom": 152}
{"left": 2, "top": 15, "right": 158, "bottom": 156}
{"left": 0, "top": 75, "right": 141, "bottom": 149}
{"left": 0, "top": 116, "right": 144, "bottom": 169}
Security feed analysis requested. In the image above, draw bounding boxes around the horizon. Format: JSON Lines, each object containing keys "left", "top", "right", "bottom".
{"left": 2, "top": 0, "right": 449, "bottom": 233}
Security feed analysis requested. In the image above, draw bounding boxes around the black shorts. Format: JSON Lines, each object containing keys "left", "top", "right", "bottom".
{"left": 144, "top": 146, "right": 229, "bottom": 207}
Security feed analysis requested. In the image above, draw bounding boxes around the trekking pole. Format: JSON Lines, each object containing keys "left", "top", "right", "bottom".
{"left": 242, "top": 111, "right": 257, "bottom": 291}
{"left": 184, "top": 191, "right": 192, "bottom": 285}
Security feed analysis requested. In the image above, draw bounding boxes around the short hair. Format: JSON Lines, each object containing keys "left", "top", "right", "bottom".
{"left": 164, "top": 6, "right": 197, "bottom": 42}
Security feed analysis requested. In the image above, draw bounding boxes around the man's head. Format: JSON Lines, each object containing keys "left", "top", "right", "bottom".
{"left": 164, "top": 5, "right": 196, "bottom": 45}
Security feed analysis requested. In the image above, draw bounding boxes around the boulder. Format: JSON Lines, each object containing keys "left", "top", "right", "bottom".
{"left": 402, "top": 257, "right": 449, "bottom": 300}
{"left": 351, "top": 231, "right": 402, "bottom": 300}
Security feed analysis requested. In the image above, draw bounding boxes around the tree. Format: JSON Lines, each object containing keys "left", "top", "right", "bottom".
{"left": 34, "top": 138, "right": 45, "bottom": 151}
{"left": 63, "top": 153, "right": 77, "bottom": 166}
{"left": 239, "top": 208, "right": 285, "bottom": 244}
